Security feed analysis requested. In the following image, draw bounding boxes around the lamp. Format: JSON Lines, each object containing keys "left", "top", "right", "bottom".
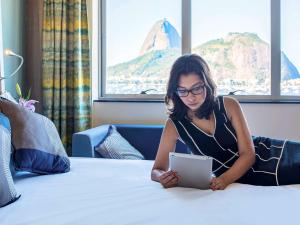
{"left": 0, "top": 48, "right": 24, "bottom": 81}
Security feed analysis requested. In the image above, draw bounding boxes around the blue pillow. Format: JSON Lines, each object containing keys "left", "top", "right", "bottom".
{"left": 0, "top": 98, "right": 70, "bottom": 174}
{"left": 0, "top": 112, "right": 10, "bottom": 131}
{"left": 0, "top": 124, "right": 20, "bottom": 207}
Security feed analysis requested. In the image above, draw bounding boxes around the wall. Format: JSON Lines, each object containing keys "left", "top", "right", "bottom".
{"left": 93, "top": 102, "right": 300, "bottom": 142}
{"left": 1, "top": 0, "right": 24, "bottom": 98}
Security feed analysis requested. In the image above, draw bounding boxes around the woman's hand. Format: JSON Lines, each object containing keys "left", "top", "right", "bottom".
{"left": 158, "top": 170, "right": 180, "bottom": 188}
{"left": 210, "top": 176, "right": 230, "bottom": 191}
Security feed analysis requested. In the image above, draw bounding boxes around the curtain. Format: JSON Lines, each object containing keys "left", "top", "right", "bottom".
{"left": 42, "top": 0, "right": 91, "bottom": 154}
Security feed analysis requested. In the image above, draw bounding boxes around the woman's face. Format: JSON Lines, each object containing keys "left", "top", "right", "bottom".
{"left": 176, "top": 73, "right": 206, "bottom": 112}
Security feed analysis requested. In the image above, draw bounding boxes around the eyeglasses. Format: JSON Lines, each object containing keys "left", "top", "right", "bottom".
{"left": 176, "top": 84, "right": 205, "bottom": 97}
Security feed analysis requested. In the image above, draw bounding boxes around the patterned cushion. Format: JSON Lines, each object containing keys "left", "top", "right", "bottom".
{"left": 0, "top": 113, "right": 16, "bottom": 176}
{"left": 0, "top": 98, "right": 70, "bottom": 174}
{"left": 0, "top": 125, "right": 20, "bottom": 207}
{"left": 95, "top": 125, "right": 144, "bottom": 160}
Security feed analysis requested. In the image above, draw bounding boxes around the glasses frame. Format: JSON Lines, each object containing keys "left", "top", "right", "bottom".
{"left": 176, "top": 84, "right": 206, "bottom": 97}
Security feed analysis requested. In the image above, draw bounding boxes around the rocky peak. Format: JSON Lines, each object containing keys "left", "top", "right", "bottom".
{"left": 139, "top": 19, "right": 181, "bottom": 55}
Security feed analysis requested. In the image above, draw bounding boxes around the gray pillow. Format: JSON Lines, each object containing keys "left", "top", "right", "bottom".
{"left": 0, "top": 91, "right": 18, "bottom": 104}
{"left": 0, "top": 124, "right": 20, "bottom": 207}
{"left": 0, "top": 98, "right": 70, "bottom": 174}
{"left": 95, "top": 125, "right": 144, "bottom": 160}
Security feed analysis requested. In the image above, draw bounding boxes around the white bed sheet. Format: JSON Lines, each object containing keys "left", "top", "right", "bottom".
{"left": 1, "top": 157, "right": 300, "bottom": 225}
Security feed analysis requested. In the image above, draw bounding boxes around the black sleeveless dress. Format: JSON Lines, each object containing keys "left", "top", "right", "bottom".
{"left": 171, "top": 96, "right": 300, "bottom": 186}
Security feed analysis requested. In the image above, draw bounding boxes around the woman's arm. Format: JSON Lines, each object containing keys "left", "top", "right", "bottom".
{"left": 211, "top": 97, "right": 255, "bottom": 190}
{"left": 151, "top": 119, "right": 180, "bottom": 188}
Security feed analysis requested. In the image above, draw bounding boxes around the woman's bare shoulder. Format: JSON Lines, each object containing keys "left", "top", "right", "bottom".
{"left": 223, "top": 96, "right": 241, "bottom": 120}
{"left": 223, "top": 96, "right": 239, "bottom": 105}
{"left": 223, "top": 96, "right": 240, "bottom": 109}
{"left": 164, "top": 118, "right": 179, "bottom": 139}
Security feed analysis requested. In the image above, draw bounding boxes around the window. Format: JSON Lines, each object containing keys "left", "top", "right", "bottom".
{"left": 281, "top": 0, "right": 300, "bottom": 96}
{"left": 99, "top": 0, "right": 300, "bottom": 101}
{"left": 191, "top": 0, "right": 270, "bottom": 96}
{"left": 104, "top": 0, "right": 181, "bottom": 96}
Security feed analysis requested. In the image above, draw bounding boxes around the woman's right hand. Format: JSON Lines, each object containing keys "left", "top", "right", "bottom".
{"left": 158, "top": 170, "right": 180, "bottom": 188}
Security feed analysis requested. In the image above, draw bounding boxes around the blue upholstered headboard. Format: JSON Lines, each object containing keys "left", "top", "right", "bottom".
{"left": 72, "top": 124, "right": 190, "bottom": 159}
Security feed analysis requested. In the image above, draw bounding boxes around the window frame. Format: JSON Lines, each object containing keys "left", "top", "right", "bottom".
{"left": 98, "top": 0, "right": 300, "bottom": 103}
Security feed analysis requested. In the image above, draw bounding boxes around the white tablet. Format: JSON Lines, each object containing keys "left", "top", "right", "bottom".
{"left": 169, "top": 152, "right": 213, "bottom": 189}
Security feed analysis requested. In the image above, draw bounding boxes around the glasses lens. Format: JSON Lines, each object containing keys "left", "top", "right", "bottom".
{"left": 191, "top": 85, "right": 204, "bottom": 95}
{"left": 176, "top": 89, "right": 188, "bottom": 97}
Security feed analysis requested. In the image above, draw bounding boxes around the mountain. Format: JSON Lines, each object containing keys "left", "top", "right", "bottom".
{"left": 139, "top": 19, "right": 181, "bottom": 55}
{"left": 192, "top": 32, "right": 300, "bottom": 81}
{"left": 108, "top": 49, "right": 179, "bottom": 78}
{"left": 107, "top": 49, "right": 180, "bottom": 94}
{"left": 107, "top": 29, "right": 300, "bottom": 94}
{"left": 281, "top": 52, "right": 299, "bottom": 80}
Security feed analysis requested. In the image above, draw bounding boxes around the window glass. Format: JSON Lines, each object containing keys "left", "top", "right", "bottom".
{"left": 281, "top": 0, "right": 300, "bottom": 96}
{"left": 191, "top": 0, "right": 271, "bottom": 95}
{"left": 105, "top": 0, "right": 181, "bottom": 95}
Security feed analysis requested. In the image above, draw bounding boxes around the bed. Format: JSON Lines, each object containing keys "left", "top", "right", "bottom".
{"left": 1, "top": 157, "right": 300, "bottom": 225}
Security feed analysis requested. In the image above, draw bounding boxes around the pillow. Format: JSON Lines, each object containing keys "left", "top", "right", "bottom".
{"left": 95, "top": 125, "right": 144, "bottom": 160}
{"left": 0, "top": 91, "right": 18, "bottom": 104}
{"left": 0, "top": 112, "right": 16, "bottom": 177}
{"left": 0, "top": 124, "right": 20, "bottom": 207}
{"left": 0, "top": 112, "right": 11, "bottom": 132}
{"left": 0, "top": 98, "right": 70, "bottom": 174}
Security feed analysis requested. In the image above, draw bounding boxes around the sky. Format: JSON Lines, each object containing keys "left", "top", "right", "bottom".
{"left": 106, "top": 0, "right": 300, "bottom": 70}
{"left": 106, "top": 0, "right": 181, "bottom": 66}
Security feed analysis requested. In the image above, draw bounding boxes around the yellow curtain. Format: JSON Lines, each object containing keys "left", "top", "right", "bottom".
{"left": 42, "top": 0, "right": 91, "bottom": 154}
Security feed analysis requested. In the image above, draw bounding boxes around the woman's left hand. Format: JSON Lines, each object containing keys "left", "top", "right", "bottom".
{"left": 210, "top": 176, "right": 230, "bottom": 191}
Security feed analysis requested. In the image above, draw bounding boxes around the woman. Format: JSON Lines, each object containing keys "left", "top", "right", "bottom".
{"left": 151, "top": 54, "right": 300, "bottom": 190}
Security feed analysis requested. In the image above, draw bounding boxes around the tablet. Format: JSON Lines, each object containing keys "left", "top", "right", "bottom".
{"left": 169, "top": 152, "right": 213, "bottom": 189}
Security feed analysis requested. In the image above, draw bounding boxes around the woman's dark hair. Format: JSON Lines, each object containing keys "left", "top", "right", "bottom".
{"left": 165, "top": 54, "right": 217, "bottom": 120}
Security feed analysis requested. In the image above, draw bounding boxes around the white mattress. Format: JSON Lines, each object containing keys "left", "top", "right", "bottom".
{"left": 1, "top": 157, "right": 300, "bottom": 225}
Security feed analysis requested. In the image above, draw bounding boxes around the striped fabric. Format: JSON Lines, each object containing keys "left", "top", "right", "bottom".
{"left": 0, "top": 124, "right": 20, "bottom": 207}
{"left": 95, "top": 126, "right": 145, "bottom": 160}
{"left": 42, "top": 0, "right": 91, "bottom": 154}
